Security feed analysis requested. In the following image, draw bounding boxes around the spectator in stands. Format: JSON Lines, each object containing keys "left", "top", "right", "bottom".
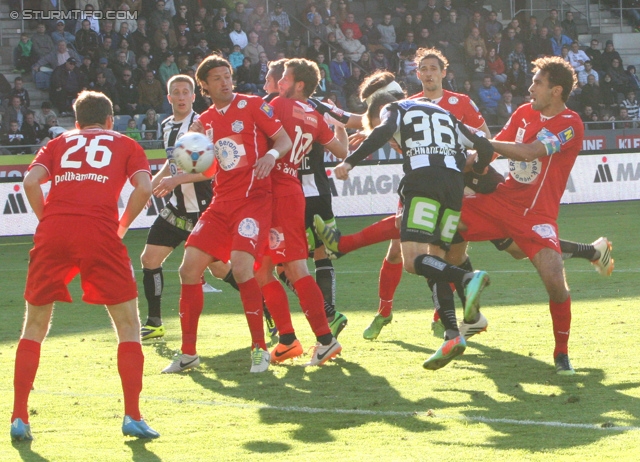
{"left": 578, "top": 60, "right": 598, "bottom": 87}
{"left": 398, "top": 50, "right": 420, "bottom": 92}
{"left": 154, "top": 20, "right": 178, "bottom": 50}
{"left": 95, "top": 37, "right": 114, "bottom": 64}
{"left": 496, "top": 90, "right": 515, "bottom": 126}
{"left": 270, "top": 2, "right": 291, "bottom": 38}
{"left": 6, "top": 96, "right": 28, "bottom": 127}
{"left": 443, "top": 69, "right": 458, "bottom": 92}
{"left": 10, "top": 77, "right": 30, "bottom": 108}
{"left": 21, "top": 111, "right": 45, "bottom": 151}
{"left": 326, "top": 15, "right": 346, "bottom": 42}
{"left": 100, "top": 21, "right": 119, "bottom": 51}
{"left": 173, "top": 5, "right": 190, "bottom": 31}
{"left": 34, "top": 102, "right": 56, "bottom": 127}
{"left": 560, "top": 11, "right": 579, "bottom": 41}
{"left": 360, "top": 16, "right": 381, "bottom": 49}
{"left": 287, "top": 36, "right": 307, "bottom": 59}
{"left": 413, "top": 13, "right": 425, "bottom": 36}
{"left": 115, "top": 69, "right": 139, "bottom": 115}
{"left": 468, "top": 45, "right": 488, "bottom": 90}
{"left": 326, "top": 32, "right": 344, "bottom": 56}
{"left": 13, "top": 34, "right": 37, "bottom": 74}
{"left": 33, "top": 41, "right": 81, "bottom": 90}
{"left": 506, "top": 18, "right": 522, "bottom": 39}
{"left": 440, "top": 0, "right": 454, "bottom": 21}
{"left": 396, "top": 14, "right": 415, "bottom": 45}
{"left": 499, "top": 27, "right": 518, "bottom": 61}
{"left": 243, "top": 32, "right": 263, "bottom": 64}
{"left": 1, "top": 121, "right": 26, "bottom": 154}
{"left": 249, "top": 4, "right": 270, "bottom": 31}
{"left": 522, "top": 15, "right": 538, "bottom": 41}
{"left": 342, "top": 13, "right": 362, "bottom": 40}
{"left": 423, "top": 0, "right": 439, "bottom": 23}
{"left": 415, "top": 27, "right": 433, "bottom": 49}
{"left": 601, "top": 73, "right": 621, "bottom": 110}
{"left": 307, "top": 37, "right": 327, "bottom": 62}
{"left": 342, "top": 29, "right": 366, "bottom": 62}
{"left": 158, "top": 52, "right": 179, "bottom": 87}
{"left": 52, "top": 20, "right": 76, "bottom": 48}
{"left": 377, "top": 14, "right": 398, "bottom": 52}
{"left": 345, "top": 66, "right": 366, "bottom": 103}
{"left": 91, "top": 71, "right": 118, "bottom": 103}
{"left": 138, "top": 70, "right": 164, "bottom": 114}
{"left": 112, "top": 50, "right": 133, "bottom": 81}
{"left": 466, "top": 11, "right": 484, "bottom": 37}
{"left": 602, "top": 40, "right": 623, "bottom": 70}
{"left": 229, "top": 2, "right": 250, "bottom": 31}
{"left": 50, "top": 58, "right": 85, "bottom": 116}
{"left": 439, "top": 10, "right": 466, "bottom": 64}
{"left": 124, "top": 117, "right": 142, "bottom": 140}
{"left": 528, "top": 26, "right": 554, "bottom": 60}
{"left": 229, "top": 20, "right": 249, "bottom": 50}
{"left": 479, "top": 10, "right": 500, "bottom": 37}
{"left": 464, "top": 27, "right": 487, "bottom": 58}
{"left": 543, "top": 9, "right": 561, "bottom": 31}
{"left": 148, "top": 0, "right": 172, "bottom": 34}
{"left": 174, "top": 35, "right": 192, "bottom": 62}
{"left": 235, "top": 57, "right": 260, "bottom": 95}
{"left": 371, "top": 49, "right": 390, "bottom": 72}
{"left": 141, "top": 108, "right": 161, "bottom": 140}
{"left": 317, "top": 0, "right": 334, "bottom": 22}
{"left": 266, "top": 32, "right": 286, "bottom": 61}
{"left": 627, "top": 65, "right": 640, "bottom": 91}
{"left": 213, "top": 7, "right": 230, "bottom": 31}
{"left": 118, "top": 38, "right": 137, "bottom": 68}
{"left": 116, "top": 21, "right": 132, "bottom": 46}
{"left": 308, "top": 14, "right": 328, "bottom": 43}
{"left": 550, "top": 26, "right": 572, "bottom": 56}
{"left": 585, "top": 38, "right": 604, "bottom": 73}
{"left": 506, "top": 41, "right": 528, "bottom": 75}
{"left": 303, "top": 3, "right": 321, "bottom": 28}
{"left": 616, "top": 107, "right": 636, "bottom": 129}
{"left": 131, "top": 18, "right": 150, "bottom": 55}
{"left": 486, "top": 46, "right": 506, "bottom": 84}
{"left": 209, "top": 20, "right": 232, "bottom": 55}
{"left": 76, "top": 19, "right": 100, "bottom": 59}
{"left": 133, "top": 55, "right": 152, "bottom": 83}
{"left": 330, "top": 51, "right": 350, "bottom": 88}
{"left": 505, "top": 59, "right": 527, "bottom": 99}
{"left": 477, "top": 75, "right": 501, "bottom": 124}
{"left": 336, "top": 0, "right": 349, "bottom": 24}
{"left": 608, "top": 58, "right": 630, "bottom": 94}
{"left": 566, "top": 41, "right": 590, "bottom": 74}
{"left": 190, "top": 20, "right": 207, "bottom": 47}
{"left": 580, "top": 104, "right": 595, "bottom": 123}
{"left": 96, "top": 57, "right": 117, "bottom": 86}
{"left": 77, "top": 55, "right": 96, "bottom": 87}
{"left": 228, "top": 44, "right": 245, "bottom": 69}
{"left": 621, "top": 90, "right": 640, "bottom": 120}
{"left": 315, "top": 54, "right": 332, "bottom": 84}
{"left": 32, "top": 23, "right": 54, "bottom": 60}
{"left": 315, "top": 68, "right": 330, "bottom": 99}
{"left": 155, "top": 38, "right": 172, "bottom": 67}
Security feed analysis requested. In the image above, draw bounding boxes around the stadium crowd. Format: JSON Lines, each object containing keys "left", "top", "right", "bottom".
{"left": 1, "top": 0, "right": 640, "bottom": 154}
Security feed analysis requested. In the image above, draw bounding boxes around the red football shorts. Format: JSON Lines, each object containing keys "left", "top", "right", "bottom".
{"left": 459, "top": 192, "right": 561, "bottom": 259}
{"left": 186, "top": 193, "right": 272, "bottom": 263}
{"left": 24, "top": 216, "right": 138, "bottom": 306}
{"left": 268, "top": 192, "right": 308, "bottom": 264}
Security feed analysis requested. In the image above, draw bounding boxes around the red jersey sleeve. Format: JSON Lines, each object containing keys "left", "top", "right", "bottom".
{"left": 252, "top": 98, "right": 283, "bottom": 139}
{"left": 495, "top": 105, "right": 524, "bottom": 142}
{"left": 457, "top": 94, "right": 485, "bottom": 130}
{"left": 316, "top": 116, "right": 335, "bottom": 145}
{"left": 126, "top": 140, "right": 152, "bottom": 179}
{"left": 30, "top": 137, "right": 59, "bottom": 177}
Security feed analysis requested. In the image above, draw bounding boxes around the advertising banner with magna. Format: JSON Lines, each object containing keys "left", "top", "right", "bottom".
{"left": 2, "top": 153, "right": 639, "bottom": 237}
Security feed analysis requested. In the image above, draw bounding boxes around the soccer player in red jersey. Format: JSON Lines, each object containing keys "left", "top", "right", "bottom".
{"left": 161, "top": 54, "right": 292, "bottom": 374}
{"left": 458, "top": 56, "right": 585, "bottom": 374}
{"left": 12, "top": 91, "right": 158, "bottom": 441}
{"left": 254, "top": 58, "right": 348, "bottom": 366}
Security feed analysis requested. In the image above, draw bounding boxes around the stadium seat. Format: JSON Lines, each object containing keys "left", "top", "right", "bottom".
{"left": 157, "top": 113, "right": 170, "bottom": 124}
{"left": 113, "top": 115, "right": 130, "bottom": 133}
{"left": 134, "top": 113, "right": 146, "bottom": 129}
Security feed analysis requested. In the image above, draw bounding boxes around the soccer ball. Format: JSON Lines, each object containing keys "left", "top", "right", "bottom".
{"left": 172, "top": 132, "right": 215, "bottom": 174}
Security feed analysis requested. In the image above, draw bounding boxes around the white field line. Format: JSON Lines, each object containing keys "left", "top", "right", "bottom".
{"left": 20, "top": 389, "right": 640, "bottom": 432}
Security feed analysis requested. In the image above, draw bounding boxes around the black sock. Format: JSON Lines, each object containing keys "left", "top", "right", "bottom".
{"left": 278, "top": 267, "right": 296, "bottom": 293}
{"left": 317, "top": 333, "right": 333, "bottom": 346}
{"left": 223, "top": 270, "right": 239, "bottom": 291}
{"left": 414, "top": 255, "right": 469, "bottom": 285}
{"left": 430, "top": 279, "right": 458, "bottom": 338}
{"left": 315, "top": 258, "right": 336, "bottom": 317}
{"left": 143, "top": 267, "right": 163, "bottom": 322}
{"left": 454, "top": 258, "right": 473, "bottom": 307}
{"left": 279, "top": 333, "right": 297, "bottom": 345}
{"left": 559, "top": 240, "right": 596, "bottom": 260}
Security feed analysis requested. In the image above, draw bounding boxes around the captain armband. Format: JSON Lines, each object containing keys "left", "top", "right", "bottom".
{"left": 536, "top": 128, "right": 561, "bottom": 155}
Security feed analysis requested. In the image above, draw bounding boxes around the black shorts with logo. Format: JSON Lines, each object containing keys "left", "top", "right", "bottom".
{"left": 146, "top": 204, "right": 200, "bottom": 249}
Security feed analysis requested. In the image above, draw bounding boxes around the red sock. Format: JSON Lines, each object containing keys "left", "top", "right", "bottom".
{"left": 238, "top": 278, "right": 267, "bottom": 350}
{"left": 378, "top": 258, "right": 403, "bottom": 317}
{"left": 261, "top": 280, "right": 294, "bottom": 336}
{"left": 117, "top": 342, "right": 143, "bottom": 421}
{"left": 550, "top": 296, "right": 571, "bottom": 357}
{"left": 339, "top": 216, "right": 400, "bottom": 254}
{"left": 180, "top": 283, "right": 203, "bottom": 356}
{"left": 293, "top": 276, "right": 330, "bottom": 338}
{"left": 12, "top": 339, "right": 41, "bottom": 423}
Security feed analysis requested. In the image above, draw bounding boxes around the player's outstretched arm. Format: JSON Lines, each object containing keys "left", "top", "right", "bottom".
{"left": 327, "top": 125, "right": 349, "bottom": 160}
{"left": 23, "top": 165, "right": 49, "bottom": 221}
{"left": 254, "top": 127, "right": 293, "bottom": 180}
{"left": 151, "top": 160, "right": 171, "bottom": 190}
{"left": 118, "top": 171, "right": 153, "bottom": 238}
{"left": 491, "top": 128, "right": 561, "bottom": 162}
{"left": 153, "top": 172, "right": 211, "bottom": 198}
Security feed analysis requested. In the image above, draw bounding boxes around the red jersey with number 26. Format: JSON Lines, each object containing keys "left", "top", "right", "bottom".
{"left": 269, "top": 96, "right": 335, "bottom": 197}
{"left": 494, "top": 103, "right": 584, "bottom": 219}
{"left": 30, "top": 128, "right": 150, "bottom": 225}
{"left": 198, "top": 93, "right": 284, "bottom": 201}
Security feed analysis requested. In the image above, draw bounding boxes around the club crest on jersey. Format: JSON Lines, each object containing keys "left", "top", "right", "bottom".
{"left": 532, "top": 223, "right": 557, "bottom": 240}
{"left": 238, "top": 218, "right": 259, "bottom": 239}
{"left": 214, "top": 137, "right": 245, "bottom": 170}
{"left": 558, "top": 126, "right": 574, "bottom": 144}
{"left": 260, "top": 102, "right": 274, "bottom": 117}
{"left": 269, "top": 227, "right": 285, "bottom": 250}
{"left": 448, "top": 96, "right": 458, "bottom": 104}
{"left": 509, "top": 158, "right": 541, "bottom": 184}
{"left": 237, "top": 99, "right": 247, "bottom": 109}
{"left": 231, "top": 120, "right": 244, "bottom": 133}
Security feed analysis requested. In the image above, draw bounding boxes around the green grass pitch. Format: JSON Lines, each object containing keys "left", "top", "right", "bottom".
{"left": 1, "top": 201, "right": 640, "bottom": 461}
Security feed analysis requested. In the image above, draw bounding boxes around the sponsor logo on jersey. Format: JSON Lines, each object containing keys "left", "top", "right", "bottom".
{"left": 509, "top": 159, "right": 541, "bottom": 184}
{"left": 448, "top": 96, "right": 458, "bottom": 104}
{"left": 238, "top": 217, "right": 259, "bottom": 239}
{"left": 231, "top": 120, "right": 244, "bottom": 133}
{"left": 260, "top": 102, "right": 274, "bottom": 117}
{"left": 532, "top": 223, "right": 557, "bottom": 240}
{"left": 269, "top": 227, "right": 285, "bottom": 249}
{"left": 521, "top": 118, "right": 531, "bottom": 128}
{"left": 516, "top": 127, "right": 526, "bottom": 143}
{"left": 206, "top": 128, "right": 214, "bottom": 141}
{"left": 557, "top": 126, "right": 574, "bottom": 144}
{"left": 214, "top": 137, "right": 246, "bottom": 170}
{"left": 237, "top": 100, "right": 247, "bottom": 109}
